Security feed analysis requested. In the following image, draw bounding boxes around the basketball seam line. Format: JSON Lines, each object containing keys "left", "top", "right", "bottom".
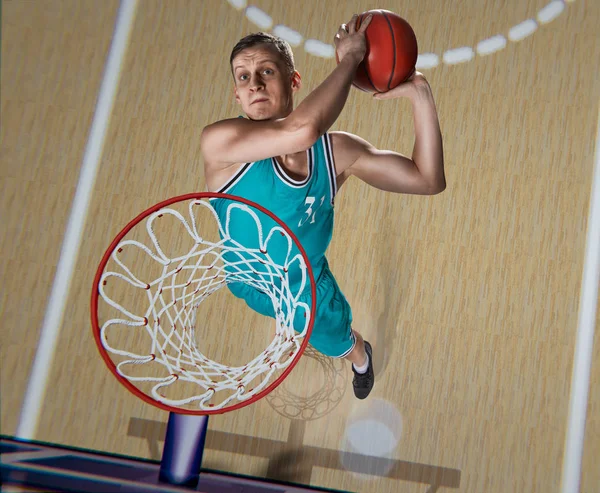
{"left": 380, "top": 10, "right": 397, "bottom": 90}
{"left": 354, "top": 14, "right": 377, "bottom": 92}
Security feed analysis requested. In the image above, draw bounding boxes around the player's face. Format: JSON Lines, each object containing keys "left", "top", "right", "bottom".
{"left": 232, "top": 45, "right": 301, "bottom": 121}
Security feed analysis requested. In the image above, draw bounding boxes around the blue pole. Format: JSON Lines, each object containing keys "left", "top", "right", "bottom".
{"left": 158, "top": 412, "right": 209, "bottom": 488}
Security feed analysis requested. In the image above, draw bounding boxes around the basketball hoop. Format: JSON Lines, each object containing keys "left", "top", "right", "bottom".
{"left": 91, "top": 192, "right": 316, "bottom": 416}
{"left": 91, "top": 192, "right": 317, "bottom": 487}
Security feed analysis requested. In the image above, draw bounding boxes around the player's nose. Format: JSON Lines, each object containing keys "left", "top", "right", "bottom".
{"left": 249, "top": 73, "right": 265, "bottom": 90}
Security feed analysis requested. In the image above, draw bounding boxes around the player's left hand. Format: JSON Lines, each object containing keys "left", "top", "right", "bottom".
{"left": 373, "top": 71, "right": 431, "bottom": 100}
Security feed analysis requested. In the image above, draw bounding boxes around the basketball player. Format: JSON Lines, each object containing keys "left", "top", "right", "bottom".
{"left": 201, "top": 14, "right": 445, "bottom": 400}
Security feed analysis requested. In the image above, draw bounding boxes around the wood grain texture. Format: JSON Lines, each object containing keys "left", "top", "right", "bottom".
{"left": 0, "top": 0, "right": 120, "bottom": 433}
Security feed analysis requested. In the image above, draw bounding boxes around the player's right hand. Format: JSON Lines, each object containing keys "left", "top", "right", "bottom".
{"left": 334, "top": 14, "right": 373, "bottom": 65}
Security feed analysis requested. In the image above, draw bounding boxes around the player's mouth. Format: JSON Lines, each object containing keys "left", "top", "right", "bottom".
{"left": 251, "top": 98, "right": 269, "bottom": 105}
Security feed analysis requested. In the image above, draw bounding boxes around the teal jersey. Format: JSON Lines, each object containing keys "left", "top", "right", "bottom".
{"left": 211, "top": 133, "right": 338, "bottom": 292}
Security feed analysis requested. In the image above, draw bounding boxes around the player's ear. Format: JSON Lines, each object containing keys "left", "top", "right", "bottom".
{"left": 290, "top": 71, "right": 302, "bottom": 93}
{"left": 234, "top": 86, "right": 241, "bottom": 105}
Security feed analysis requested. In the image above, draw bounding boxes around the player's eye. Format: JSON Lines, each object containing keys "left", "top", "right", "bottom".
{"left": 263, "top": 69, "right": 274, "bottom": 75}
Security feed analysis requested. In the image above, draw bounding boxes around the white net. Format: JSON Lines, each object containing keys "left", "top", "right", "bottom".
{"left": 95, "top": 196, "right": 313, "bottom": 411}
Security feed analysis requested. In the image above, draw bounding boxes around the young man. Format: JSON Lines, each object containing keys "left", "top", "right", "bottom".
{"left": 201, "top": 15, "right": 445, "bottom": 400}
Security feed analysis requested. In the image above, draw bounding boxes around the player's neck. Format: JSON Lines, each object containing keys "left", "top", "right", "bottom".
{"left": 274, "top": 149, "right": 308, "bottom": 181}
{"left": 276, "top": 148, "right": 306, "bottom": 164}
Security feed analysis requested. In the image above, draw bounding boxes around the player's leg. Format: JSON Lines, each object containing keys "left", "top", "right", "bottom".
{"left": 300, "top": 265, "right": 375, "bottom": 399}
{"left": 344, "top": 329, "right": 374, "bottom": 400}
{"left": 344, "top": 329, "right": 366, "bottom": 367}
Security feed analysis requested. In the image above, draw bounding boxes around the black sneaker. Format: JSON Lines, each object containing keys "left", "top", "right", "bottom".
{"left": 352, "top": 341, "right": 374, "bottom": 399}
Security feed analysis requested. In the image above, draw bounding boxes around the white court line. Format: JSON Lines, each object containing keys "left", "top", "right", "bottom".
{"left": 229, "top": 0, "right": 574, "bottom": 64}
{"left": 560, "top": 104, "right": 600, "bottom": 492}
{"left": 16, "top": 0, "right": 139, "bottom": 440}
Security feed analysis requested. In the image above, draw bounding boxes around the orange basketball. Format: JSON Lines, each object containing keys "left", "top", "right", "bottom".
{"left": 343, "top": 10, "right": 418, "bottom": 93}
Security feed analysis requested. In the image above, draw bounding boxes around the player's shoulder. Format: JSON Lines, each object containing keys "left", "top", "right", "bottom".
{"left": 327, "top": 131, "right": 374, "bottom": 175}
{"left": 201, "top": 115, "right": 244, "bottom": 139}
{"left": 200, "top": 116, "right": 247, "bottom": 166}
{"left": 201, "top": 116, "right": 247, "bottom": 189}
{"left": 328, "top": 130, "right": 372, "bottom": 146}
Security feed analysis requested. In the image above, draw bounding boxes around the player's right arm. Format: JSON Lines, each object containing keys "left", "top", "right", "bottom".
{"left": 200, "top": 14, "right": 373, "bottom": 169}
{"left": 200, "top": 115, "right": 317, "bottom": 168}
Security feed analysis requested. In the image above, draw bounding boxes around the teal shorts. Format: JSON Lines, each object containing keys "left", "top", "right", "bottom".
{"left": 226, "top": 262, "right": 356, "bottom": 358}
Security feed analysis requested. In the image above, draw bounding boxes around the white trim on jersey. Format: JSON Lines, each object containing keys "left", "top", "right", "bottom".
{"left": 212, "top": 162, "right": 254, "bottom": 196}
{"left": 323, "top": 133, "right": 337, "bottom": 206}
{"left": 271, "top": 147, "right": 313, "bottom": 187}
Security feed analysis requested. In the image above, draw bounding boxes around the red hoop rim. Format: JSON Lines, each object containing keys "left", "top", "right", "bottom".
{"left": 90, "top": 192, "right": 317, "bottom": 415}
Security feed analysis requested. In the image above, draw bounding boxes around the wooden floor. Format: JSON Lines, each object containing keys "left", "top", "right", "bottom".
{"left": 2, "top": 0, "right": 599, "bottom": 491}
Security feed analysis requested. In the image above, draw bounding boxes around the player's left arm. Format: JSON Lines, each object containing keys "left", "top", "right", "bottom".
{"left": 333, "top": 72, "right": 445, "bottom": 195}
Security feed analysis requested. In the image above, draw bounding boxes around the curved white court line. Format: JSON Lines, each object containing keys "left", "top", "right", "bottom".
{"left": 227, "top": 0, "right": 574, "bottom": 68}
{"left": 509, "top": 20, "right": 539, "bottom": 42}
{"left": 16, "top": 0, "right": 139, "bottom": 440}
